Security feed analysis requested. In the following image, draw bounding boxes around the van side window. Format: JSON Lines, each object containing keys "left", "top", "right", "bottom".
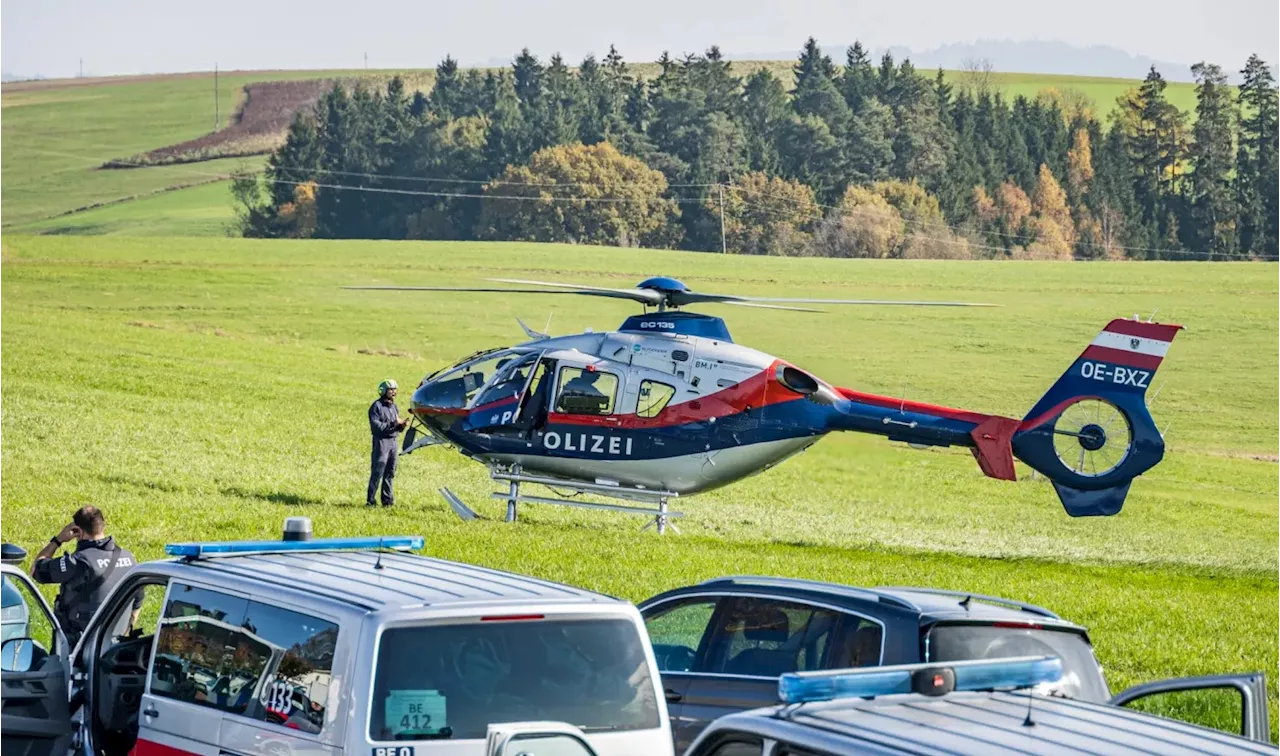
{"left": 151, "top": 585, "right": 338, "bottom": 734}
{"left": 151, "top": 585, "right": 259, "bottom": 713}
{"left": 239, "top": 600, "right": 338, "bottom": 734}
{"left": 637, "top": 380, "right": 676, "bottom": 418}
{"left": 555, "top": 367, "right": 619, "bottom": 415}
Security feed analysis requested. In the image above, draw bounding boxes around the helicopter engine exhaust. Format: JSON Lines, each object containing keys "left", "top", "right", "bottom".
{"left": 775, "top": 365, "right": 820, "bottom": 395}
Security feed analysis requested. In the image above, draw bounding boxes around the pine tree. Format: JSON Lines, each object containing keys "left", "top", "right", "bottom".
{"left": 429, "top": 56, "right": 463, "bottom": 119}
{"left": 1236, "top": 54, "right": 1279, "bottom": 256}
{"left": 840, "top": 42, "right": 875, "bottom": 112}
{"left": 740, "top": 70, "right": 789, "bottom": 173}
{"left": 511, "top": 48, "right": 545, "bottom": 107}
{"left": 793, "top": 38, "right": 851, "bottom": 136}
{"left": 1120, "top": 67, "right": 1190, "bottom": 249}
{"left": 1188, "top": 62, "right": 1238, "bottom": 256}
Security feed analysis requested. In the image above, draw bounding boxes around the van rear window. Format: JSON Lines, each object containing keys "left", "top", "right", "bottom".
{"left": 369, "top": 617, "right": 660, "bottom": 741}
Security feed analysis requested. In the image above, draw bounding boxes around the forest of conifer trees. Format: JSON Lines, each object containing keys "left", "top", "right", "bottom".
{"left": 232, "top": 39, "right": 1278, "bottom": 260}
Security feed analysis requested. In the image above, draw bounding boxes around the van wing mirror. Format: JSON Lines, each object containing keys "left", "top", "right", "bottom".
{"left": 485, "top": 722, "right": 600, "bottom": 756}
{"left": 1, "top": 637, "right": 37, "bottom": 672}
{"left": 1109, "top": 672, "right": 1270, "bottom": 743}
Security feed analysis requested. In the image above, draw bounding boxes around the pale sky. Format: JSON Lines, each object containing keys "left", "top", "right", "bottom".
{"left": 3, "top": 0, "right": 1277, "bottom": 79}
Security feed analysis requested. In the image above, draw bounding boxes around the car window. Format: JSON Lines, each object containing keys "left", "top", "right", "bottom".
{"left": 827, "top": 616, "right": 883, "bottom": 668}
{"left": 555, "top": 367, "right": 619, "bottom": 415}
{"left": 1, "top": 574, "right": 56, "bottom": 654}
{"left": 151, "top": 584, "right": 339, "bottom": 734}
{"left": 151, "top": 585, "right": 257, "bottom": 712}
{"left": 643, "top": 598, "right": 717, "bottom": 672}
{"left": 637, "top": 380, "right": 676, "bottom": 418}
{"left": 369, "top": 617, "right": 660, "bottom": 741}
{"left": 704, "top": 598, "right": 840, "bottom": 677}
{"left": 239, "top": 599, "right": 338, "bottom": 734}
{"left": 925, "top": 623, "right": 1109, "bottom": 702}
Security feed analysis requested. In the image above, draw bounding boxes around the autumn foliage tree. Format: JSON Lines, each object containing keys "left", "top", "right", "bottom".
{"left": 717, "top": 172, "right": 819, "bottom": 255}
{"left": 476, "top": 142, "right": 679, "bottom": 247}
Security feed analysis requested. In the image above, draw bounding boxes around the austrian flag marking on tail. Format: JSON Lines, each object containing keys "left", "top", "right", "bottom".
{"left": 1079, "top": 319, "right": 1180, "bottom": 371}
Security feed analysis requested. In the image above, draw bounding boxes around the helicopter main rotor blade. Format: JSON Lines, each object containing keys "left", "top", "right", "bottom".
{"left": 343, "top": 285, "right": 660, "bottom": 304}
{"left": 719, "top": 301, "right": 826, "bottom": 313}
{"left": 672, "top": 292, "right": 999, "bottom": 308}
{"left": 486, "top": 278, "right": 665, "bottom": 305}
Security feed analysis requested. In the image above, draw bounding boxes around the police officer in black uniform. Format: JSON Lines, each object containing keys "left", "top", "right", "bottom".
{"left": 368, "top": 379, "right": 407, "bottom": 507}
{"left": 31, "top": 505, "right": 140, "bottom": 647}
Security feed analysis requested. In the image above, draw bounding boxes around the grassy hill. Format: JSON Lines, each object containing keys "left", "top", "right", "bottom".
{"left": 2, "top": 66, "right": 1198, "bottom": 237}
{"left": 1, "top": 235, "right": 1275, "bottom": 734}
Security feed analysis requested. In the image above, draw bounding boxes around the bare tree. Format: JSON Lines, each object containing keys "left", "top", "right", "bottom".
{"left": 960, "top": 57, "right": 995, "bottom": 96}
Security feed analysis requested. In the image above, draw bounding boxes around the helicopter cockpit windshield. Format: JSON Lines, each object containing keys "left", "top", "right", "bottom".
{"left": 413, "top": 348, "right": 537, "bottom": 411}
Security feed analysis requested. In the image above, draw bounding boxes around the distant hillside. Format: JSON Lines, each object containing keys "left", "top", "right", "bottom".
{"left": 726, "top": 40, "right": 1203, "bottom": 83}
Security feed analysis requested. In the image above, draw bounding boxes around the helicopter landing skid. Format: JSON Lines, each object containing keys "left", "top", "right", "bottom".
{"left": 438, "top": 467, "right": 684, "bottom": 534}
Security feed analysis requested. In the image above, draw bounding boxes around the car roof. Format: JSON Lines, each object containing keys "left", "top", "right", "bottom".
{"left": 732, "top": 691, "right": 1272, "bottom": 755}
{"left": 656, "top": 576, "right": 1084, "bottom": 630}
{"left": 162, "top": 549, "right": 614, "bottom": 613}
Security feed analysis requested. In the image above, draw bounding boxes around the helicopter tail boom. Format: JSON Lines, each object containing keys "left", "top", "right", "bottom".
{"left": 828, "top": 318, "right": 1182, "bottom": 517}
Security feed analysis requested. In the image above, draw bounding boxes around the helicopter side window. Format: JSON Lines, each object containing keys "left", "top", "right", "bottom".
{"left": 637, "top": 380, "right": 676, "bottom": 418}
{"left": 555, "top": 367, "right": 619, "bottom": 416}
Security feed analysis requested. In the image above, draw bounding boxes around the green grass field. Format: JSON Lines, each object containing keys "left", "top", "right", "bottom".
{"left": 1, "top": 235, "right": 1275, "bottom": 737}
{"left": 2, "top": 66, "right": 1198, "bottom": 238}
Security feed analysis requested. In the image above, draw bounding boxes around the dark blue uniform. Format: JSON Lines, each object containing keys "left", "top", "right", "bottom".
{"left": 368, "top": 399, "right": 401, "bottom": 506}
{"left": 33, "top": 536, "right": 138, "bottom": 646}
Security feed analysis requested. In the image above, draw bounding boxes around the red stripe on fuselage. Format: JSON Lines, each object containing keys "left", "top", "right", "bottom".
{"left": 1101, "top": 319, "right": 1183, "bottom": 341}
{"left": 548, "top": 362, "right": 805, "bottom": 429}
{"left": 834, "top": 387, "right": 997, "bottom": 425}
{"left": 1080, "top": 345, "right": 1163, "bottom": 370}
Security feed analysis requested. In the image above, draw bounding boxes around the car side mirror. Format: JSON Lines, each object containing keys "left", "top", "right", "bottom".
{"left": 1, "top": 637, "right": 37, "bottom": 672}
{"left": 0, "top": 543, "right": 27, "bottom": 564}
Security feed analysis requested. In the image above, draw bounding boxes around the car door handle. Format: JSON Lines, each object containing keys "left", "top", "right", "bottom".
{"left": 664, "top": 688, "right": 683, "bottom": 703}
{"left": 143, "top": 705, "right": 159, "bottom": 718}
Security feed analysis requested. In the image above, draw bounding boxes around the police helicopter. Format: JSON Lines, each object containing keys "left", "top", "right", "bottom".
{"left": 347, "top": 276, "right": 1181, "bottom": 534}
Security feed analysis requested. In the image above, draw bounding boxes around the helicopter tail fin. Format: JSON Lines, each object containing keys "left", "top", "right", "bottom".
{"left": 1010, "top": 318, "right": 1183, "bottom": 516}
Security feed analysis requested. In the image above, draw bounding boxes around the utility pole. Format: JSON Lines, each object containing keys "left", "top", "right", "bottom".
{"left": 213, "top": 63, "right": 219, "bottom": 131}
{"left": 718, "top": 183, "right": 727, "bottom": 254}
{"left": 78, "top": 58, "right": 83, "bottom": 78}
{"left": 364, "top": 52, "right": 368, "bottom": 70}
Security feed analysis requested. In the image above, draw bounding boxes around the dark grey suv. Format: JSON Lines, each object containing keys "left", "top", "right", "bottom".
{"left": 637, "top": 576, "right": 1269, "bottom": 752}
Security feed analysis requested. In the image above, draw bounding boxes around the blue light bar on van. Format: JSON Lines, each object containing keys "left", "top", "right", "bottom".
{"left": 164, "top": 535, "right": 424, "bottom": 559}
{"left": 777, "top": 655, "right": 1062, "bottom": 704}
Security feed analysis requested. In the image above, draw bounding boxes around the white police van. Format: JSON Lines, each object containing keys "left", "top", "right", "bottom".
{"left": 0, "top": 520, "right": 672, "bottom": 756}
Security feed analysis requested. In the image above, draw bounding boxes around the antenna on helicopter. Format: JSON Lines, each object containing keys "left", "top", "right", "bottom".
{"left": 516, "top": 317, "right": 549, "bottom": 341}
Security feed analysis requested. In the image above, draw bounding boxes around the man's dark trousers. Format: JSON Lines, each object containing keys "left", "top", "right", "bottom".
{"left": 368, "top": 438, "right": 397, "bottom": 506}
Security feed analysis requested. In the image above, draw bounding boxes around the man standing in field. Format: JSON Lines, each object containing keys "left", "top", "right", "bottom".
{"left": 368, "top": 379, "right": 407, "bottom": 507}
{"left": 30, "top": 505, "right": 140, "bottom": 647}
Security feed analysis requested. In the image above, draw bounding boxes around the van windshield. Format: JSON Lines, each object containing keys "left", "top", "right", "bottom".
{"left": 925, "top": 623, "right": 1110, "bottom": 703}
{"left": 369, "top": 617, "right": 661, "bottom": 741}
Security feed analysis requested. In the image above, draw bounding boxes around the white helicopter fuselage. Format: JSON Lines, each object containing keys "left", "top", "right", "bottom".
{"left": 412, "top": 316, "right": 828, "bottom": 495}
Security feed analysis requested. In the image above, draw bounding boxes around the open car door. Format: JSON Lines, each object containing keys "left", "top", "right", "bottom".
{"left": 1, "top": 548, "right": 75, "bottom": 756}
{"left": 1110, "top": 673, "right": 1270, "bottom": 744}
